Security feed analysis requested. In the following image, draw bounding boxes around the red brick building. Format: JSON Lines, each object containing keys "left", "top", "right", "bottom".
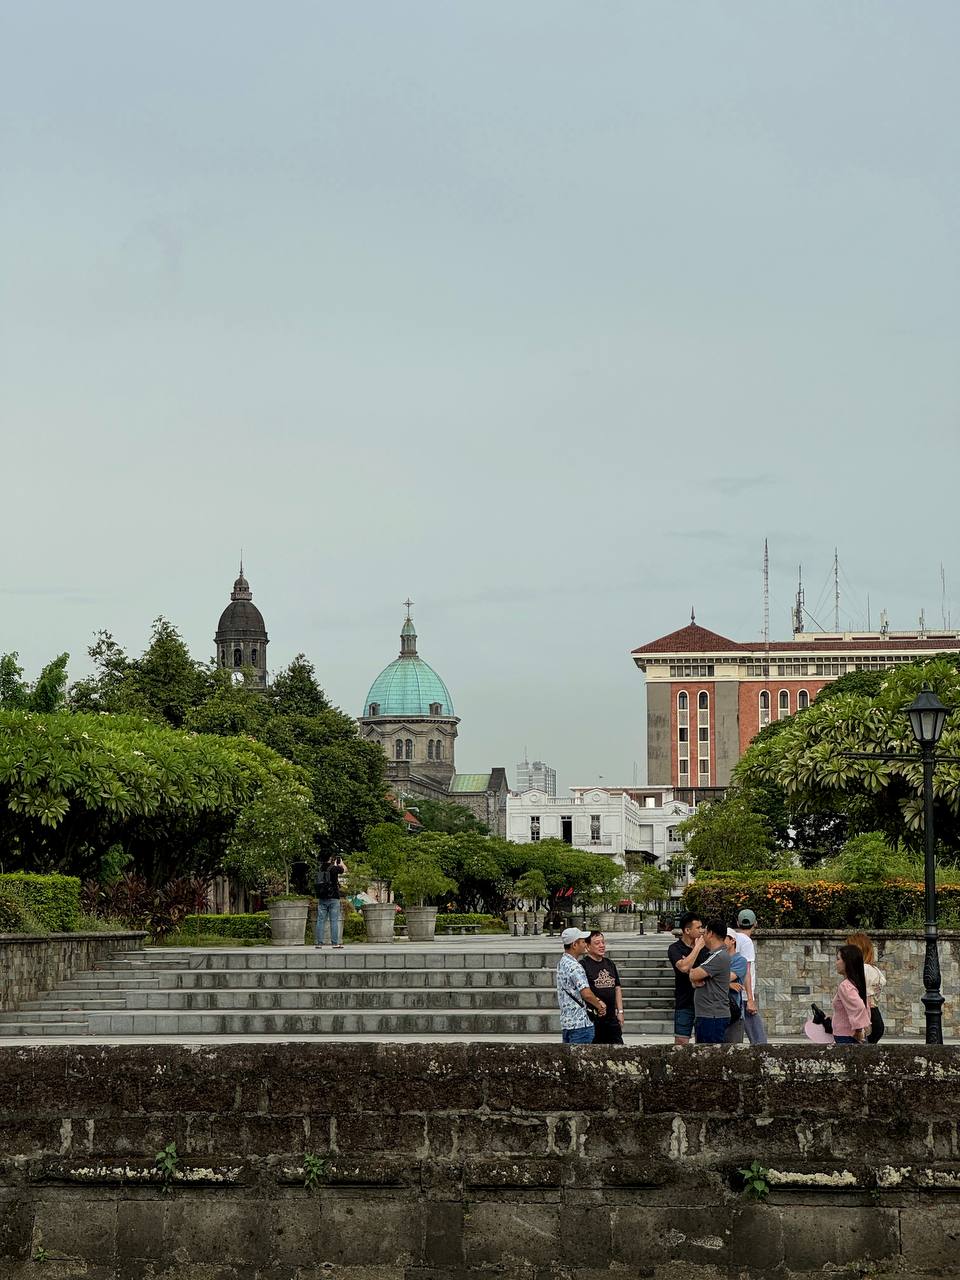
{"left": 632, "top": 617, "right": 960, "bottom": 789}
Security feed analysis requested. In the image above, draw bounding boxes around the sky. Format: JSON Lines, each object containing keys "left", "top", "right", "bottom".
{"left": 2, "top": 2, "right": 959, "bottom": 793}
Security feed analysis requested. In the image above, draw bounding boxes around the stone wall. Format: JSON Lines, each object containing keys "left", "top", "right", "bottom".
{"left": 754, "top": 928, "right": 960, "bottom": 1038}
{"left": 1, "top": 1043, "right": 959, "bottom": 1278}
{"left": 0, "top": 931, "right": 146, "bottom": 1011}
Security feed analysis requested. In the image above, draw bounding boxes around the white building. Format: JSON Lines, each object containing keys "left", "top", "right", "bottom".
{"left": 516, "top": 757, "right": 557, "bottom": 797}
{"left": 506, "top": 786, "right": 692, "bottom": 869}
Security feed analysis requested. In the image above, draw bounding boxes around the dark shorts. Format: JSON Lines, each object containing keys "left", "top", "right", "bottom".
{"left": 674, "top": 1006, "right": 695, "bottom": 1038}
{"left": 592, "top": 1019, "right": 624, "bottom": 1045}
{"left": 695, "top": 1015, "right": 730, "bottom": 1044}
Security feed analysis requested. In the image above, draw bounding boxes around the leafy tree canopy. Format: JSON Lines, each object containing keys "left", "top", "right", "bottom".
{"left": 674, "top": 791, "right": 774, "bottom": 873}
{"left": 735, "top": 658, "right": 960, "bottom": 860}
{"left": 0, "top": 708, "right": 312, "bottom": 884}
{"left": 408, "top": 796, "right": 488, "bottom": 834}
{"left": 1, "top": 653, "right": 70, "bottom": 714}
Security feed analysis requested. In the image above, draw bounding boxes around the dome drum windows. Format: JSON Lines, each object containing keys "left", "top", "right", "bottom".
{"left": 395, "top": 739, "right": 404, "bottom": 760}
{"left": 405, "top": 739, "right": 413, "bottom": 760}
{"left": 429, "top": 702, "right": 441, "bottom": 716}
{"left": 368, "top": 702, "right": 380, "bottom": 717}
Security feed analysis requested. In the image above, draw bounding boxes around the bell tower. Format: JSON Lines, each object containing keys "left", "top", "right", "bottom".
{"left": 214, "top": 561, "right": 269, "bottom": 688}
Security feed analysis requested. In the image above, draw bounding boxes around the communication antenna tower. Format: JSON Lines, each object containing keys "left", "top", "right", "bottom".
{"left": 792, "top": 565, "right": 805, "bottom": 635}
{"left": 833, "top": 548, "right": 840, "bottom": 632}
{"left": 763, "top": 539, "right": 770, "bottom": 646}
{"left": 942, "top": 563, "right": 948, "bottom": 630}
{"left": 919, "top": 608, "right": 926, "bottom": 638}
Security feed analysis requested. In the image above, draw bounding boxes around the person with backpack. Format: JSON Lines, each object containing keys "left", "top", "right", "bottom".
{"left": 315, "top": 854, "right": 347, "bottom": 949}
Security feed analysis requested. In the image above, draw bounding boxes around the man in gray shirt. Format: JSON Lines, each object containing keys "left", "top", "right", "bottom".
{"left": 689, "top": 918, "right": 732, "bottom": 1044}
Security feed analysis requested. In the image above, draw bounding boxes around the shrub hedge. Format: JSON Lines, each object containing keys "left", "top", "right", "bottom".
{"left": 0, "top": 873, "right": 81, "bottom": 931}
{"left": 683, "top": 876, "right": 960, "bottom": 930}
{"left": 0, "top": 889, "right": 39, "bottom": 933}
{"left": 181, "top": 913, "right": 271, "bottom": 940}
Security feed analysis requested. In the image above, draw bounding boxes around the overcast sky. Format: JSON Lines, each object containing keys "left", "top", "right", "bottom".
{"left": 3, "top": 2, "right": 959, "bottom": 793}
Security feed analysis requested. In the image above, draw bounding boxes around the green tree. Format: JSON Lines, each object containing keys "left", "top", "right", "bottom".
{"left": 675, "top": 792, "right": 773, "bottom": 873}
{"left": 0, "top": 708, "right": 310, "bottom": 883}
{"left": 1, "top": 653, "right": 70, "bottom": 713}
{"left": 736, "top": 658, "right": 960, "bottom": 860}
{"left": 408, "top": 796, "right": 488, "bottom": 834}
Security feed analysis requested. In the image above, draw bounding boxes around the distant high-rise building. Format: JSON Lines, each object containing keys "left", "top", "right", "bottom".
{"left": 516, "top": 757, "right": 557, "bottom": 796}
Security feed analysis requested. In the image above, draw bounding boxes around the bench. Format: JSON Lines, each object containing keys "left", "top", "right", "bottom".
{"left": 438, "top": 923, "right": 480, "bottom": 936}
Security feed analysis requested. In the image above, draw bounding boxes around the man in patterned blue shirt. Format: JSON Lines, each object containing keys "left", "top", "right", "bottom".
{"left": 555, "top": 927, "right": 607, "bottom": 1043}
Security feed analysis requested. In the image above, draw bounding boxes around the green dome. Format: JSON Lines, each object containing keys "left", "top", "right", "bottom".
{"left": 363, "top": 610, "right": 455, "bottom": 718}
{"left": 364, "top": 656, "right": 455, "bottom": 718}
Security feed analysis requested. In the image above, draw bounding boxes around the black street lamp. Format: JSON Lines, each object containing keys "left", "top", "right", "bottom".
{"left": 904, "top": 686, "right": 950, "bottom": 1045}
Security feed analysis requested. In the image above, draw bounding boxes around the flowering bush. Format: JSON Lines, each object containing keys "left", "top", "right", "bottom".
{"left": 683, "top": 875, "right": 960, "bottom": 930}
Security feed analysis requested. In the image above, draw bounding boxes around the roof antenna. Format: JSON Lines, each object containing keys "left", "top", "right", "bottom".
{"left": 942, "top": 563, "right": 948, "bottom": 630}
{"left": 833, "top": 547, "right": 840, "bottom": 632}
{"left": 792, "top": 564, "right": 804, "bottom": 635}
{"left": 762, "top": 538, "right": 770, "bottom": 647}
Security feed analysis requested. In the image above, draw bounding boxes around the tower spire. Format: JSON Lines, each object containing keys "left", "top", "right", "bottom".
{"left": 400, "top": 601, "right": 418, "bottom": 657}
{"left": 690, "top": 606, "right": 696, "bottom": 625}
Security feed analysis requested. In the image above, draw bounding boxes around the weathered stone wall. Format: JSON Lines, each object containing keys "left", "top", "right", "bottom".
{"left": 1, "top": 1043, "right": 959, "bottom": 1278}
{"left": 0, "top": 932, "right": 145, "bottom": 1011}
{"left": 754, "top": 928, "right": 960, "bottom": 1038}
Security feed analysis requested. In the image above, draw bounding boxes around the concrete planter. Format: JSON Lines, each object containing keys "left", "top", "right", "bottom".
{"left": 505, "top": 910, "right": 525, "bottom": 937}
{"left": 529, "top": 911, "right": 547, "bottom": 936}
{"left": 641, "top": 911, "right": 659, "bottom": 934}
{"left": 591, "top": 911, "right": 618, "bottom": 934}
{"left": 404, "top": 906, "right": 438, "bottom": 942}
{"left": 267, "top": 899, "right": 310, "bottom": 947}
{"left": 362, "top": 902, "right": 396, "bottom": 944}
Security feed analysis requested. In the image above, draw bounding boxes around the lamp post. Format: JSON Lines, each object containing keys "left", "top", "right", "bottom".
{"left": 904, "top": 687, "right": 950, "bottom": 1045}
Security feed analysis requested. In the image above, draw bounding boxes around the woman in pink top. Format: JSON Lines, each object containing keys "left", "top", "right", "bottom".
{"left": 831, "top": 944, "right": 871, "bottom": 1044}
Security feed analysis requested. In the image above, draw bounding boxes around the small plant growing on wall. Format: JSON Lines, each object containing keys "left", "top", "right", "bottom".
{"left": 303, "top": 1153, "right": 328, "bottom": 1192}
{"left": 738, "top": 1160, "right": 770, "bottom": 1201}
{"left": 155, "top": 1141, "right": 180, "bottom": 1192}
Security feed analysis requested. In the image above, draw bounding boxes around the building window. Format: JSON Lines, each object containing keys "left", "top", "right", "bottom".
{"left": 778, "top": 690, "right": 790, "bottom": 719}
{"left": 590, "top": 814, "right": 601, "bottom": 842}
{"left": 220, "top": 648, "right": 226, "bottom": 665}
{"left": 561, "top": 816, "right": 573, "bottom": 844}
{"left": 530, "top": 816, "right": 540, "bottom": 842}
{"left": 428, "top": 741, "right": 434, "bottom": 760}
{"left": 669, "top": 662, "right": 715, "bottom": 678}
{"left": 678, "top": 758, "right": 689, "bottom": 776}
{"left": 698, "top": 726, "right": 709, "bottom": 743}
{"left": 699, "top": 757, "right": 710, "bottom": 779}
{"left": 798, "top": 689, "right": 810, "bottom": 710}
{"left": 233, "top": 648, "right": 242, "bottom": 668}
{"left": 405, "top": 739, "right": 413, "bottom": 760}
{"left": 678, "top": 726, "right": 688, "bottom": 743}
{"left": 678, "top": 692, "right": 688, "bottom": 712}
{"left": 698, "top": 691, "right": 709, "bottom": 711}
{"left": 368, "top": 702, "right": 380, "bottom": 717}
{"left": 395, "top": 739, "right": 403, "bottom": 759}
{"left": 251, "top": 648, "right": 258, "bottom": 666}
{"left": 435, "top": 740, "right": 443, "bottom": 761}
{"left": 429, "top": 702, "right": 441, "bottom": 716}
{"left": 759, "top": 690, "right": 770, "bottom": 728}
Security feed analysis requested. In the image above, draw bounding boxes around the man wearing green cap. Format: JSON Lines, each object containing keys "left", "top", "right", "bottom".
{"left": 734, "top": 909, "right": 768, "bottom": 1045}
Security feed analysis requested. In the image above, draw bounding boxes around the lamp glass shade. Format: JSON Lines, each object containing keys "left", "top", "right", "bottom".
{"left": 905, "top": 688, "right": 950, "bottom": 748}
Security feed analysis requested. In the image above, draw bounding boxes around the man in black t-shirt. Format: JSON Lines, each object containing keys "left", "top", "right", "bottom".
{"left": 581, "top": 931, "right": 624, "bottom": 1044}
{"left": 667, "top": 911, "right": 705, "bottom": 1045}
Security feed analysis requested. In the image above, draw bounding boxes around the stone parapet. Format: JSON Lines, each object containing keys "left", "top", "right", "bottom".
{"left": 0, "top": 1043, "right": 958, "bottom": 1276}
{"left": 753, "top": 928, "right": 960, "bottom": 1038}
{"left": 0, "top": 931, "right": 146, "bottom": 1011}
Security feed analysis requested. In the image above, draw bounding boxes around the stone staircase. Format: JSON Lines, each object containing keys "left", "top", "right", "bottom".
{"left": 0, "top": 937, "right": 675, "bottom": 1038}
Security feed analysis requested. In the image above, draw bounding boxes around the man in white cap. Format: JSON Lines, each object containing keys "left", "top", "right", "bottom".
{"left": 556, "top": 927, "right": 608, "bottom": 1044}
{"left": 734, "top": 909, "right": 768, "bottom": 1045}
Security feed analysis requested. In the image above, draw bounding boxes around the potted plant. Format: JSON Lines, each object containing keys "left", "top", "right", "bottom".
{"left": 636, "top": 864, "right": 674, "bottom": 934}
{"left": 589, "top": 866, "right": 625, "bottom": 934}
{"left": 392, "top": 855, "right": 457, "bottom": 942}
{"left": 512, "top": 870, "right": 548, "bottom": 936}
{"left": 360, "top": 822, "right": 405, "bottom": 943}
{"left": 225, "top": 781, "right": 321, "bottom": 946}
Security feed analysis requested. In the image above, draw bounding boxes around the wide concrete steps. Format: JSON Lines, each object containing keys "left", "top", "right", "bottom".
{"left": 0, "top": 940, "right": 677, "bottom": 1039}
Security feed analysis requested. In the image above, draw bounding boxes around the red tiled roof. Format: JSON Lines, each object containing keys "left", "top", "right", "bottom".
{"left": 631, "top": 623, "right": 743, "bottom": 655}
{"left": 632, "top": 621, "right": 960, "bottom": 658}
